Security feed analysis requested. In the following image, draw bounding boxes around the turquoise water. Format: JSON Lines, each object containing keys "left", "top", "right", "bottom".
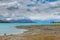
{"left": 0, "top": 23, "right": 51, "bottom": 35}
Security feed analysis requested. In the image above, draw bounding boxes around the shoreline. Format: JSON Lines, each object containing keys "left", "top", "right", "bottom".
{"left": 0, "top": 26, "right": 28, "bottom": 36}
{"left": 0, "top": 24, "right": 60, "bottom": 40}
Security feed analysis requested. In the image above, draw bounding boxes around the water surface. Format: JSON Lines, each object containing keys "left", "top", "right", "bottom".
{"left": 0, "top": 23, "right": 51, "bottom": 35}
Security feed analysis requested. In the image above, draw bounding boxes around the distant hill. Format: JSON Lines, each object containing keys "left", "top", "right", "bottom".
{"left": 0, "top": 19, "right": 35, "bottom": 23}
{"left": 0, "top": 20, "right": 10, "bottom": 23}
{"left": 7, "top": 19, "right": 35, "bottom": 23}
{"left": 50, "top": 19, "right": 60, "bottom": 23}
{"left": 1, "top": 19, "right": 60, "bottom": 23}
{"left": 51, "top": 21, "right": 60, "bottom": 23}
{"left": 34, "top": 20, "right": 52, "bottom": 23}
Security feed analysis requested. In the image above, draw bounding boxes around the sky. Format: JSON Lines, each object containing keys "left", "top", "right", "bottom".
{"left": 0, "top": 0, "right": 60, "bottom": 21}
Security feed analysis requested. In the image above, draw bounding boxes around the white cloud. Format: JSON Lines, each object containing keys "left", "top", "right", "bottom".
{"left": 0, "top": 0, "right": 60, "bottom": 21}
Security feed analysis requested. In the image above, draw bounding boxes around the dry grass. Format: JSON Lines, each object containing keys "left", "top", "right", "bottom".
{"left": 0, "top": 34, "right": 59, "bottom": 40}
{"left": 22, "top": 34, "right": 57, "bottom": 40}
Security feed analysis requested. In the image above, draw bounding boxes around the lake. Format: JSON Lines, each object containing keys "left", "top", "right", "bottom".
{"left": 0, "top": 23, "right": 51, "bottom": 36}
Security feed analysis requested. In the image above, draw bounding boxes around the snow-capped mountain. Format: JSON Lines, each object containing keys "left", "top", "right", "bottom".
{"left": 2, "top": 18, "right": 35, "bottom": 23}
{"left": 0, "top": 0, "right": 60, "bottom": 22}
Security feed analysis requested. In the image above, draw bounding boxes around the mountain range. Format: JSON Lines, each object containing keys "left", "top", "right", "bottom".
{"left": 0, "top": 19, "right": 58, "bottom": 23}
{"left": 0, "top": 19, "right": 36, "bottom": 23}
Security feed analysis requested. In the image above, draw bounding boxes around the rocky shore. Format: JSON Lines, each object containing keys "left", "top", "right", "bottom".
{"left": 0, "top": 25, "right": 60, "bottom": 40}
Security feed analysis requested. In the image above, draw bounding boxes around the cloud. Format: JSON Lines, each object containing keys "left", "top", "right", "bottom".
{"left": 0, "top": 0, "right": 60, "bottom": 21}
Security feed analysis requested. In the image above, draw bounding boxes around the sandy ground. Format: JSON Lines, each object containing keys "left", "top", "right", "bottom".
{"left": 0, "top": 25, "right": 60, "bottom": 40}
